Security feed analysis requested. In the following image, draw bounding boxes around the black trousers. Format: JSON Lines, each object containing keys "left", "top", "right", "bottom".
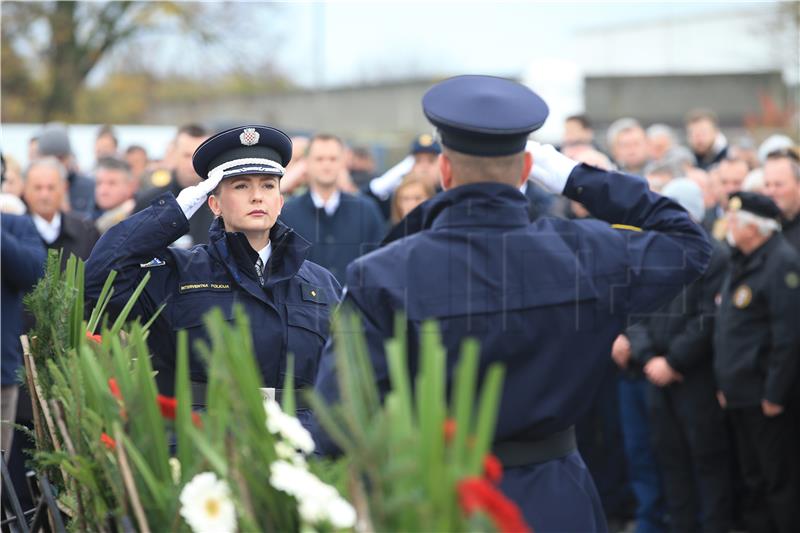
{"left": 728, "top": 406, "right": 800, "bottom": 533}
{"left": 649, "top": 371, "right": 732, "bottom": 533}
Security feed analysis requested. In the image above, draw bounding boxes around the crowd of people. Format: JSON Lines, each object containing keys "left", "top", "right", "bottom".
{"left": 1, "top": 102, "right": 799, "bottom": 532}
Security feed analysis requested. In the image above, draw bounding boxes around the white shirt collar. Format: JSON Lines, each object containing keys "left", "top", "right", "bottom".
{"left": 257, "top": 241, "right": 272, "bottom": 268}
{"left": 32, "top": 212, "right": 62, "bottom": 244}
{"left": 309, "top": 188, "right": 341, "bottom": 216}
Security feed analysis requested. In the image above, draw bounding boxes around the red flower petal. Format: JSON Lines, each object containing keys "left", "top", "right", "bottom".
{"left": 443, "top": 418, "right": 457, "bottom": 443}
{"left": 156, "top": 394, "right": 177, "bottom": 419}
{"left": 100, "top": 432, "right": 116, "bottom": 450}
{"left": 457, "top": 477, "right": 531, "bottom": 533}
{"left": 483, "top": 454, "right": 503, "bottom": 484}
{"left": 108, "top": 378, "right": 122, "bottom": 401}
{"left": 86, "top": 332, "right": 102, "bottom": 343}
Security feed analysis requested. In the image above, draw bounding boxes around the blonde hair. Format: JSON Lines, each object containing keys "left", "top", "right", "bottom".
{"left": 391, "top": 174, "right": 435, "bottom": 223}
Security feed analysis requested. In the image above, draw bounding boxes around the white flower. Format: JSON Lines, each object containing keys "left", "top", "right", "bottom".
{"left": 179, "top": 472, "right": 237, "bottom": 533}
{"left": 263, "top": 399, "right": 315, "bottom": 454}
{"left": 269, "top": 460, "right": 356, "bottom": 529}
{"left": 169, "top": 457, "right": 182, "bottom": 485}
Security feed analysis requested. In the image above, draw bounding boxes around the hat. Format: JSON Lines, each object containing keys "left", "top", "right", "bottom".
{"left": 728, "top": 191, "right": 781, "bottom": 220}
{"left": 192, "top": 125, "right": 292, "bottom": 181}
{"left": 37, "top": 124, "right": 72, "bottom": 158}
{"left": 422, "top": 75, "right": 549, "bottom": 156}
{"left": 410, "top": 134, "right": 441, "bottom": 155}
{"left": 662, "top": 178, "right": 704, "bottom": 222}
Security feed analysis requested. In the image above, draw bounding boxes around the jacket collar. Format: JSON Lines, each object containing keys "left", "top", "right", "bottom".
{"left": 207, "top": 217, "right": 311, "bottom": 291}
{"left": 383, "top": 182, "right": 530, "bottom": 245}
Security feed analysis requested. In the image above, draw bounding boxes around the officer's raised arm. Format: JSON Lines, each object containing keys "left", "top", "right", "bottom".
{"left": 528, "top": 142, "right": 713, "bottom": 316}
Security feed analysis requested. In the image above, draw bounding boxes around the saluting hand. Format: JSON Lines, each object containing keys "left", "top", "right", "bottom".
{"left": 527, "top": 142, "right": 578, "bottom": 194}
{"left": 611, "top": 334, "right": 632, "bottom": 369}
{"left": 761, "top": 399, "right": 784, "bottom": 417}
{"left": 175, "top": 168, "right": 226, "bottom": 220}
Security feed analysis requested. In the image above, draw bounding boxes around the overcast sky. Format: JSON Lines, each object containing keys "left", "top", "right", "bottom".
{"left": 101, "top": 1, "right": 783, "bottom": 88}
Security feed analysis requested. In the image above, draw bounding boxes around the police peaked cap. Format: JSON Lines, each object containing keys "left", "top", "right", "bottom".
{"left": 192, "top": 125, "right": 293, "bottom": 181}
{"left": 422, "top": 75, "right": 549, "bottom": 157}
{"left": 728, "top": 191, "right": 781, "bottom": 220}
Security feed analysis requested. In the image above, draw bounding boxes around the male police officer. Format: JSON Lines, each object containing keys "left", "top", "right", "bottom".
{"left": 312, "top": 75, "right": 712, "bottom": 532}
{"left": 714, "top": 192, "right": 800, "bottom": 533}
{"left": 85, "top": 125, "right": 340, "bottom": 426}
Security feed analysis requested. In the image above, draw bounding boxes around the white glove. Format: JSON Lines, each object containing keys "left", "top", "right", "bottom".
{"left": 175, "top": 170, "right": 225, "bottom": 219}
{"left": 369, "top": 155, "right": 415, "bottom": 200}
{"left": 526, "top": 141, "right": 579, "bottom": 194}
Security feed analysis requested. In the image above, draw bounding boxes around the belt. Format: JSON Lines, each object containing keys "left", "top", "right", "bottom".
{"left": 190, "top": 382, "right": 312, "bottom": 410}
{"left": 493, "top": 426, "right": 577, "bottom": 467}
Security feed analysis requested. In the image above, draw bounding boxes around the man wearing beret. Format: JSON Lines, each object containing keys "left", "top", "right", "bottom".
{"left": 85, "top": 125, "right": 341, "bottom": 425}
{"left": 714, "top": 191, "right": 800, "bottom": 533}
{"left": 312, "top": 75, "right": 713, "bottom": 532}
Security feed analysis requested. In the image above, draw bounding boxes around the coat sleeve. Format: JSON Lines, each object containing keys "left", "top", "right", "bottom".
{"left": 763, "top": 259, "right": 800, "bottom": 405}
{"left": 563, "top": 164, "right": 712, "bottom": 317}
{"left": 626, "top": 321, "right": 656, "bottom": 365}
{"left": 84, "top": 193, "right": 189, "bottom": 319}
{"left": 1, "top": 216, "right": 46, "bottom": 290}
{"left": 665, "top": 243, "right": 728, "bottom": 374}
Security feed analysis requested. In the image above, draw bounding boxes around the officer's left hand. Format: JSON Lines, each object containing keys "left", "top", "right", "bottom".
{"left": 761, "top": 399, "right": 785, "bottom": 417}
{"left": 644, "top": 356, "right": 683, "bottom": 387}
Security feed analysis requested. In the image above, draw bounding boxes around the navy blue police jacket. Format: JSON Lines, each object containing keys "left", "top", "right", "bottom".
{"left": 313, "top": 164, "right": 712, "bottom": 450}
{"left": 85, "top": 193, "right": 341, "bottom": 398}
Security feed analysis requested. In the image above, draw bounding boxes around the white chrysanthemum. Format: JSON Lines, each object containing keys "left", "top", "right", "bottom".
{"left": 263, "top": 399, "right": 315, "bottom": 454}
{"left": 179, "top": 472, "right": 237, "bottom": 533}
{"left": 169, "top": 457, "right": 182, "bottom": 485}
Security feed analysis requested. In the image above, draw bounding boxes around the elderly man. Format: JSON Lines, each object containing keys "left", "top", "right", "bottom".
{"left": 93, "top": 156, "right": 138, "bottom": 233}
{"left": 23, "top": 157, "right": 99, "bottom": 263}
{"left": 35, "top": 124, "right": 95, "bottom": 215}
{"left": 313, "top": 75, "right": 712, "bottom": 532}
{"left": 763, "top": 148, "right": 800, "bottom": 251}
{"left": 607, "top": 117, "right": 650, "bottom": 175}
{"left": 714, "top": 192, "right": 800, "bottom": 533}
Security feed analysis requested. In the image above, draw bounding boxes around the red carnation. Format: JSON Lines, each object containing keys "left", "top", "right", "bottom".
{"left": 458, "top": 477, "right": 531, "bottom": 533}
{"left": 156, "top": 394, "right": 202, "bottom": 427}
{"left": 100, "top": 432, "right": 116, "bottom": 450}
{"left": 443, "top": 418, "right": 457, "bottom": 443}
{"left": 86, "top": 331, "right": 102, "bottom": 343}
{"left": 108, "top": 378, "right": 122, "bottom": 401}
{"left": 483, "top": 453, "right": 503, "bottom": 484}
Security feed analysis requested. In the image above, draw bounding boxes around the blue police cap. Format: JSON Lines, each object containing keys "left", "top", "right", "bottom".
{"left": 422, "top": 75, "right": 549, "bottom": 156}
{"left": 410, "top": 133, "right": 441, "bottom": 155}
{"left": 192, "top": 124, "right": 292, "bottom": 181}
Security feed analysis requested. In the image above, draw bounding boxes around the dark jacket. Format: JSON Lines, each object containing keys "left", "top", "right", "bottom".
{"left": 68, "top": 171, "right": 95, "bottom": 216}
{"left": 133, "top": 175, "right": 215, "bottom": 246}
{"left": 714, "top": 234, "right": 800, "bottom": 407}
{"left": 314, "top": 164, "right": 711, "bottom": 448}
{"left": 279, "top": 191, "right": 386, "bottom": 284}
{"left": 85, "top": 193, "right": 341, "bottom": 400}
{"left": 46, "top": 211, "right": 100, "bottom": 266}
{"left": 782, "top": 213, "right": 800, "bottom": 252}
{"left": 628, "top": 238, "right": 729, "bottom": 374}
{"left": 693, "top": 145, "right": 728, "bottom": 171}
{"left": 1, "top": 214, "right": 46, "bottom": 385}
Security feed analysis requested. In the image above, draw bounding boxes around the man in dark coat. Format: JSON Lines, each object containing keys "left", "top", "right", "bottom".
{"left": 280, "top": 133, "right": 386, "bottom": 284}
{"left": 628, "top": 178, "right": 733, "bottom": 532}
{"left": 312, "top": 75, "right": 712, "bottom": 532}
{"left": 714, "top": 192, "right": 800, "bottom": 533}
{"left": 22, "top": 157, "right": 99, "bottom": 264}
{"left": 763, "top": 148, "right": 800, "bottom": 252}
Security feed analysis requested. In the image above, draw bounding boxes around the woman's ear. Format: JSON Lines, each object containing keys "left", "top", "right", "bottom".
{"left": 208, "top": 193, "right": 222, "bottom": 217}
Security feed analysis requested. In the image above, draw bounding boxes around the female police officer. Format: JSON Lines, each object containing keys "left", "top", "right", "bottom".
{"left": 85, "top": 125, "right": 340, "bottom": 422}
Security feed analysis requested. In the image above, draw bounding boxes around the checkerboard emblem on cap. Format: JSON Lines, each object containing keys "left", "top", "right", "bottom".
{"left": 239, "top": 127, "right": 260, "bottom": 146}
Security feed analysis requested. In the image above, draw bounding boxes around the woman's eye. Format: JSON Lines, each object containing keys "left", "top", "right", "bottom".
{"left": 234, "top": 183, "right": 247, "bottom": 190}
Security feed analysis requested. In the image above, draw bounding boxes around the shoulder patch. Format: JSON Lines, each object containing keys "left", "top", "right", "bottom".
{"left": 611, "top": 224, "right": 642, "bottom": 232}
{"left": 786, "top": 271, "right": 799, "bottom": 289}
{"left": 140, "top": 257, "right": 166, "bottom": 268}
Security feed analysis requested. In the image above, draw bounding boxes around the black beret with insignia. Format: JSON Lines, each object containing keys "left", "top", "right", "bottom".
{"left": 192, "top": 124, "right": 293, "bottom": 181}
{"left": 422, "top": 75, "right": 549, "bottom": 157}
{"left": 727, "top": 191, "right": 781, "bottom": 220}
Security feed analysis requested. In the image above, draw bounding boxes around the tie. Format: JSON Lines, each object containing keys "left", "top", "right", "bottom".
{"left": 255, "top": 257, "right": 264, "bottom": 276}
